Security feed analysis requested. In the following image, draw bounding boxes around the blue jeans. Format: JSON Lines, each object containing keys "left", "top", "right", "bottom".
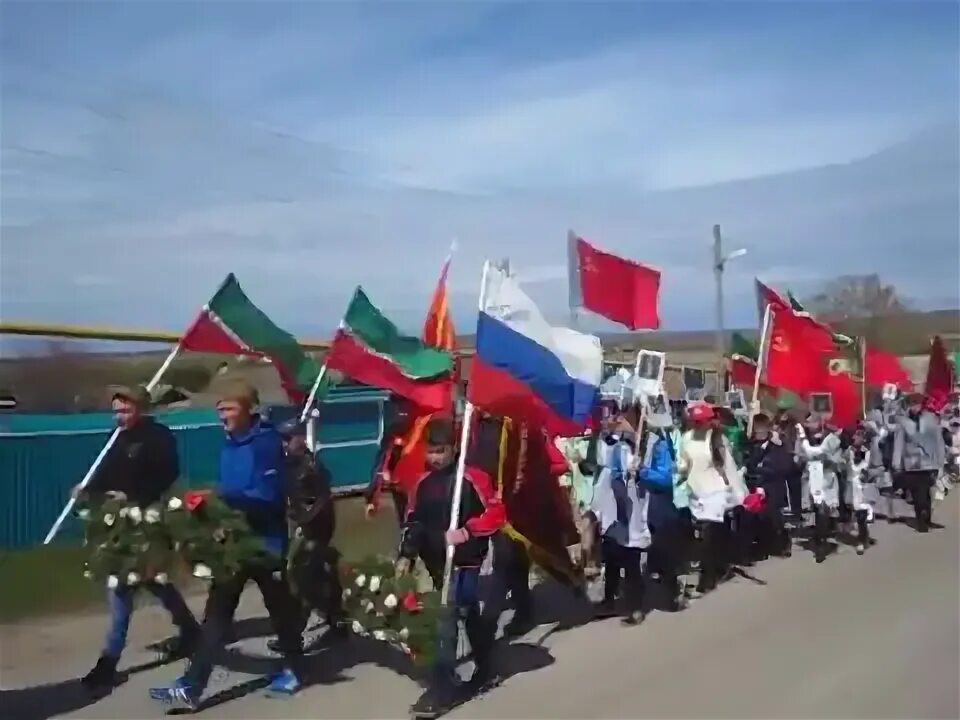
{"left": 104, "top": 582, "right": 198, "bottom": 660}
{"left": 433, "top": 567, "right": 489, "bottom": 684}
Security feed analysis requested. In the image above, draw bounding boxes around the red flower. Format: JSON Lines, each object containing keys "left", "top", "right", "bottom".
{"left": 183, "top": 490, "right": 209, "bottom": 512}
{"left": 401, "top": 591, "right": 421, "bottom": 613}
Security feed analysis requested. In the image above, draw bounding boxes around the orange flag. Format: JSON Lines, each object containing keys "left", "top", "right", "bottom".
{"left": 391, "top": 257, "right": 459, "bottom": 496}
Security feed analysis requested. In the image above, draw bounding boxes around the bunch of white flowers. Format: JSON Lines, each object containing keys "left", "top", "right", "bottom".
{"left": 167, "top": 497, "right": 183, "bottom": 511}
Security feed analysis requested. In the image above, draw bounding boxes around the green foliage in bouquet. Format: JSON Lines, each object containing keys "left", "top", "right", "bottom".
{"left": 162, "top": 490, "right": 270, "bottom": 580}
{"left": 339, "top": 557, "right": 443, "bottom": 669}
{"left": 77, "top": 489, "right": 268, "bottom": 587}
{"left": 78, "top": 497, "right": 177, "bottom": 587}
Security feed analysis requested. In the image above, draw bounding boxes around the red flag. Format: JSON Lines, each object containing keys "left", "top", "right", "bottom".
{"left": 865, "top": 346, "right": 912, "bottom": 391}
{"left": 570, "top": 235, "right": 660, "bottom": 329}
{"left": 423, "top": 257, "right": 457, "bottom": 354}
{"left": 765, "top": 308, "right": 834, "bottom": 395}
{"left": 924, "top": 335, "right": 955, "bottom": 412}
{"left": 755, "top": 278, "right": 789, "bottom": 323}
{"left": 822, "top": 367, "right": 861, "bottom": 430}
{"left": 729, "top": 355, "right": 758, "bottom": 388}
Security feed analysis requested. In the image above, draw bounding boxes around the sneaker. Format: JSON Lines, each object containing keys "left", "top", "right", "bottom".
{"left": 267, "top": 668, "right": 302, "bottom": 695}
{"left": 621, "top": 610, "right": 646, "bottom": 627}
{"left": 149, "top": 678, "right": 200, "bottom": 712}
{"left": 80, "top": 656, "right": 119, "bottom": 693}
{"left": 855, "top": 543, "right": 865, "bottom": 556}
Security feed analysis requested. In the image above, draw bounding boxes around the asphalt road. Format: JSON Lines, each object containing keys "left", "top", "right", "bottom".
{"left": 3, "top": 495, "right": 958, "bottom": 720}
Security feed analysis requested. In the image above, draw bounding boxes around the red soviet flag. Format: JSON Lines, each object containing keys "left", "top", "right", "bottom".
{"left": 569, "top": 234, "right": 660, "bottom": 329}
{"left": 764, "top": 307, "right": 834, "bottom": 395}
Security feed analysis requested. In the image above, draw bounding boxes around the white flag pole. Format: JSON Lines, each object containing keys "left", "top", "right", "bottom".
{"left": 43, "top": 342, "right": 184, "bottom": 545}
{"left": 746, "top": 303, "right": 773, "bottom": 438}
{"left": 299, "top": 363, "right": 328, "bottom": 424}
{"left": 439, "top": 260, "right": 491, "bottom": 607}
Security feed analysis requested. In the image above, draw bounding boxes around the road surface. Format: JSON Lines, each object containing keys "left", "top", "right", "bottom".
{"left": 3, "top": 496, "right": 958, "bottom": 719}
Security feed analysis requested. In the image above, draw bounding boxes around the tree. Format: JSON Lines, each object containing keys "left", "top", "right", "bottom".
{"left": 804, "top": 275, "right": 912, "bottom": 348}
{"left": 805, "top": 274, "right": 910, "bottom": 323}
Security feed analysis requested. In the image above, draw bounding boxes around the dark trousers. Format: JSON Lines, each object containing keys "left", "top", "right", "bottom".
{"left": 601, "top": 539, "right": 644, "bottom": 612}
{"left": 184, "top": 560, "right": 303, "bottom": 692}
{"left": 855, "top": 509, "right": 870, "bottom": 544}
{"left": 290, "top": 544, "right": 344, "bottom": 631}
{"left": 646, "top": 523, "right": 682, "bottom": 610}
{"left": 491, "top": 532, "right": 532, "bottom": 618}
{"left": 697, "top": 521, "right": 729, "bottom": 593}
{"left": 786, "top": 468, "right": 804, "bottom": 517}
{"left": 902, "top": 471, "right": 935, "bottom": 529}
{"left": 759, "top": 481, "right": 789, "bottom": 556}
{"left": 813, "top": 504, "right": 833, "bottom": 558}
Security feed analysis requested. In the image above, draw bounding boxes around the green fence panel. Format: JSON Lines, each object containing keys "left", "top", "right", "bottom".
{"left": 0, "top": 385, "right": 390, "bottom": 548}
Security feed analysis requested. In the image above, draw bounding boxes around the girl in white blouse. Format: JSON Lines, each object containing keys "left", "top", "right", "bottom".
{"left": 677, "top": 403, "right": 747, "bottom": 595}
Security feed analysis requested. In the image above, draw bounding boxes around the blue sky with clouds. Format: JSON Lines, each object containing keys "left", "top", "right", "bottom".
{"left": 2, "top": 1, "right": 958, "bottom": 344}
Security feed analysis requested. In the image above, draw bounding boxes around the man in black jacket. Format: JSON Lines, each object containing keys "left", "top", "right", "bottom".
{"left": 76, "top": 386, "right": 199, "bottom": 694}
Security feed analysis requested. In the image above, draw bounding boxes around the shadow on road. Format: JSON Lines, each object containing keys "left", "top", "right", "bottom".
{"left": 1, "top": 679, "right": 100, "bottom": 720}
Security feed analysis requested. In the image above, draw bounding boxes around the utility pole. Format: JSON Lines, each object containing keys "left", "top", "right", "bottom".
{"left": 712, "top": 225, "right": 749, "bottom": 397}
{"left": 713, "top": 224, "right": 726, "bottom": 392}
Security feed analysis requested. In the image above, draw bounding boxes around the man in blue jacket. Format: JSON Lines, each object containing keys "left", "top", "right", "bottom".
{"left": 150, "top": 381, "right": 304, "bottom": 711}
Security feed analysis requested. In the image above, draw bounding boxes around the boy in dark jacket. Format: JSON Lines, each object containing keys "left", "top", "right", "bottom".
{"left": 150, "top": 382, "right": 304, "bottom": 711}
{"left": 79, "top": 385, "right": 200, "bottom": 693}
{"left": 742, "top": 414, "right": 793, "bottom": 558}
{"left": 397, "top": 418, "right": 506, "bottom": 719}
{"left": 277, "top": 419, "right": 345, "bottom": 646}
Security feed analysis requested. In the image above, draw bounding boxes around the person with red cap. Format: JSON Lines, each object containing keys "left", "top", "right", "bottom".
{"left": 676, "top": 402, "right": 747, "bottom": 595}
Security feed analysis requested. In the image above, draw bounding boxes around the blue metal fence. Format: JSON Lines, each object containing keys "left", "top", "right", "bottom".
{"left": 0, "top": 386, "right": 389, "bottom": 548}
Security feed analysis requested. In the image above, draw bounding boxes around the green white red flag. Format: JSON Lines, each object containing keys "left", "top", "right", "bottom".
{"left": 180, "top": 274, "right": 324, "bottom": 402}
{"left": 325, "top": 287, "right": 454, "bottom": 411}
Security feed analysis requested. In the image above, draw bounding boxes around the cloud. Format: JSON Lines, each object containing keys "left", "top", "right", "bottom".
{"left": 1, "top": 2, "right": 958, "bottom": 341}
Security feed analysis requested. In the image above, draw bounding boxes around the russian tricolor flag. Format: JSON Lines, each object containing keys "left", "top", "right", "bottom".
{"left": 468, "top": 263, "right": 603, "bottom": 437}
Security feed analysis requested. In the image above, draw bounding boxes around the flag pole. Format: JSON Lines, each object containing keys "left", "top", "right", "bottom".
{"left": 747, "top": 303, "right": 773, "bottom": 437}
{"left": 439, "top": 260, "right": 490, "bottom": 607}
{"left": 860, "top": 336, "right": 868, "bottom": 418}
{"left": 43, "top": 342, "right": 183, "bottom": 545}
{"left": 299, "top": 363, "right": 328, "bottom": 424}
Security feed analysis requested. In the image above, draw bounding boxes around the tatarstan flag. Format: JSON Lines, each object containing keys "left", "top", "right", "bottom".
{"left": 180, "top": 274, "right": 323, "bottom": 402}
{"left": 325, "top": 287, "right": 454, "bottom": 411}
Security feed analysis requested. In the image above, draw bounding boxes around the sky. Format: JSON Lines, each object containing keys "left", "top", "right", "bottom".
{"left": 2, "top": 0, "right": 958, "bottom": 348}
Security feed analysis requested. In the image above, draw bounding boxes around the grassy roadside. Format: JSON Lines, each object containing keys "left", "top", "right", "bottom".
{"left": 0, "top": 497, "right": 400, "bottom": 624}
